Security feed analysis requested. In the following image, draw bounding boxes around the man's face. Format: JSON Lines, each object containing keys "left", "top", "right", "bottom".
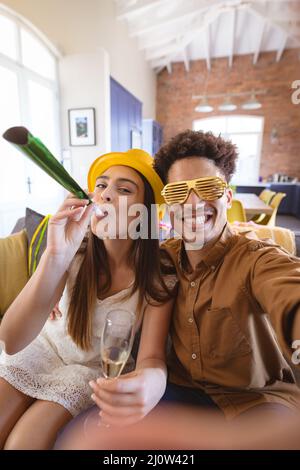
{"left": 167, "top": 157, "right": 233, "bottom": 247}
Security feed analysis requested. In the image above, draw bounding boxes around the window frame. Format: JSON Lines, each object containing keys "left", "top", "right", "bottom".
{"left": 193, "top": 115, "right": 264, "bottom": 185}
{"left": 0, "top": 5, "right": 61, "bottom": 155}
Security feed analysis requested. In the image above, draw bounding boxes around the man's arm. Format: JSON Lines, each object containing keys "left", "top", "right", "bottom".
{"left": 250, "top": 245, "right": 300, "bottom": 361}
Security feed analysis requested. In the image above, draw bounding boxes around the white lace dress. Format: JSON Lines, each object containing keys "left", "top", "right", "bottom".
{"left": 0, "top": 259, "right": 143, "bottom": 417}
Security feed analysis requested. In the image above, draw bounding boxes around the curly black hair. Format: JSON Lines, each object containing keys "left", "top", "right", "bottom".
{"left": 154, "top": 129, "right": 238, "bottom": 183}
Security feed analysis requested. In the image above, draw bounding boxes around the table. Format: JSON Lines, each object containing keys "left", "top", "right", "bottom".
{"left": 235, "top": 193, "right": 273, "bottom": 218}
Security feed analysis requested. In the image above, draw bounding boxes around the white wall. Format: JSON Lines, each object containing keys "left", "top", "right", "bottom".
{"left": 0, "top": 0, "right": 156, "bottom": 199}
{"left": 59, "top": 51, "right": 111, "bottom": 189}
{"left": 0, "top": 0, "right": 156, "bottom": 118}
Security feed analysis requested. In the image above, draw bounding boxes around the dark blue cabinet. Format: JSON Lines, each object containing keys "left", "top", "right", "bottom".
{"left": 236, "top": 185, "right": 265, "bottom": 196}
{"left": 269, "top": 184, "right": 297, "bottom": 215}
{"left": 110, "top": 77, "right": 142, "bottom": 152}
{"left": 295, "top": 185, "right": 300, "bottom": 219}
{"left": 142, "top": 119, "right": 163, "bottom": 156}
{"left": 237, "top": 183, "right": 300, "bottom": 218}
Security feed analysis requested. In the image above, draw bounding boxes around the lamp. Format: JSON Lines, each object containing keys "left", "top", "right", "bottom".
{"left": 270, "top": 127, "right": 278, "bottom": 144}
{"left": 218, "top": 96, "right": 237, "bottom": 112}
{"left": 242, "top": 93, "right": 262, "bottom": 110}
{"left": 195, "top": 96, "right": 214, "bottom": 113}
{"left": 193, "top": 89, "right": 267, "bottom": 112}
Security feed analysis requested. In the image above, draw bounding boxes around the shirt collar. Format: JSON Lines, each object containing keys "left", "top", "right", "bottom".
{"left": 178, "top": 223, "right": 236, "bottom": 273}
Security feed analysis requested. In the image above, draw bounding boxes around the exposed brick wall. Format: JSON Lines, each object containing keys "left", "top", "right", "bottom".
{"left": 156, "top": 49, "right": 300, "bottom": 180}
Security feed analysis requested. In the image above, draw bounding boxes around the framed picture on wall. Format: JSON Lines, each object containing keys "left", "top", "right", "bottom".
{"left": 130, "top": 129, "right": 142, "bottom": 149}
{"left": 68, "top": 108, "right": 96, "bottom": 146}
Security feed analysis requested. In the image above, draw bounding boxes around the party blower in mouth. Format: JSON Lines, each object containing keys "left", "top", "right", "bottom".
{"left": 2, "top": 126, "right": 93, "bottom": 204}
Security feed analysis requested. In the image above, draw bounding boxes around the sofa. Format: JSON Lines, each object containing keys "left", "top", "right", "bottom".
{"left": 0, "top": 207, "right": 299, "bottom": 318}
{"left": 0, "top": 210, "right": 299, "bottom": 422}
{"left": 0, "top": 229, "right": 28, "bottom": 317}
{"left": 0, "top": 208, "right": 48, "bottom": 318}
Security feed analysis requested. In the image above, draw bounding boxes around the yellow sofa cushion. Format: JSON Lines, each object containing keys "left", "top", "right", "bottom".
{"left": 252, "top": 226, "right": 296, "bottom": 256}
{"left": 231, "top": 223, "right": 296, "bottom": 256}
{"left": 0, "top": 229, "right": 29, "bottom": 318}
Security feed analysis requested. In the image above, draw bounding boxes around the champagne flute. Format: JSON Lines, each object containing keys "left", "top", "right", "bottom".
{"left": 84, "top": 308, "right": 135, "bottom": 434}
{"left": 100, "top": 309, "right": 136, "bottom": 379}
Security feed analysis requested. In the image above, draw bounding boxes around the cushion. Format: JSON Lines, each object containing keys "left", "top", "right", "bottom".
{"left": 0, "top": 229, "right": 29, "bottom": 317}
{"left": 232, "top": 224, "right": 296, "bottom": 256}
{"left": 255, "top": 226, "right": 296, "bottom": 256}
{"left": 25, "top": 208, "right": 49, "bottom": 276}
{"left": 11, "top": 216, "right": 25, "bottom": 234}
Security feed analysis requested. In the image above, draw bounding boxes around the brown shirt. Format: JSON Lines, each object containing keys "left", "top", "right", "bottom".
{"left": 161, "top": 223, "right": 300, "bottom": 419}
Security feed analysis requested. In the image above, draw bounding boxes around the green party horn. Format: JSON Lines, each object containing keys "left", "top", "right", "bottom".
{"left": 2, "top": 126, "right": 92, "bottom": 203}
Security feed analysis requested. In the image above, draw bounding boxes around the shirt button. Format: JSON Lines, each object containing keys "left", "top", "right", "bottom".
{"left": 192, "top": 353, "right": 197, "bottom": 360}
{"left": 188, "top": 317, "right": 193, "bottom": 323}
{"left": 190, "top": 281, "right": 196, "bottom": 287}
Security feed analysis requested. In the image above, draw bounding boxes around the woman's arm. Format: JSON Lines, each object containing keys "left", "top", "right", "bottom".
{"left": 0, "top": 194, "right": 95, "bottom": 355}
{"left": 89, "top": 298, "right": 174, "bottom": 427}
{"left": 133, "top": 297, "right": 174, "bottom": 395}
{"left": 0, "top": 252, "right": 68, "bottom": 355}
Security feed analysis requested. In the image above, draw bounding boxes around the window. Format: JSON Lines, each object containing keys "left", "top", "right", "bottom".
{"left": 193, "top": 116, "right": 264, "bottom": 185}
{"left": 0, "top": 6, "right": 62, "bottom": 237}
{"left": 21, "top": 28, "right": 56, "bottom": 80}
{"left": 0, "top": 14, "right": 17, "bottom": 60}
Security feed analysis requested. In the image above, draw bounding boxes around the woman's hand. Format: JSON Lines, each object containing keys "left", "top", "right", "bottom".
{"left": 89, "top": 368, "right": 167, "bottom": 427}
{"left": 49, "top": 302, "right": 62, "bottom": 320}
{"left": 46, "top": 193, "right": 95, "bottom": 262}
{"left": 89, "top": 300, "right": 173, "bottom": 427}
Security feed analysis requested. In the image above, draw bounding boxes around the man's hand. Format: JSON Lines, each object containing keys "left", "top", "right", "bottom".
{"left": 89, "top": 368, "right": 166, "bottom": 427}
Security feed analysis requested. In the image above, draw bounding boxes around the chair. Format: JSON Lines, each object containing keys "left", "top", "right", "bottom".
{"left": 255, "top": 192, "right": 286, "bottom": 227}
{"left": 252, "top": 189, "right": 276, "bottom": 223}
{"left": 227, "top": 199, "right": 247, "bottom": 223}
{"left": 259, "top": 189, "right": 276, "bottom": 205}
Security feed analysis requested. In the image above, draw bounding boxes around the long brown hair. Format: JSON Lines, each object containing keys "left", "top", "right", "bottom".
{"left": 67, "top": 173, "right": 174, "bottom": 350}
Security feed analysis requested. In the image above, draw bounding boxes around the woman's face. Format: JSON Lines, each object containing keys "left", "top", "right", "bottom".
{"left": 90, "top": 165, "right": 145, "bottom": 239}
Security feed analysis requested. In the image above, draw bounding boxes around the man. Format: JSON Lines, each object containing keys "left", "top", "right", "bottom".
{"left": 57, "top": 130, "right": 300, "bottom": 449}
{"left": 154, "top": 129, "right": 300, "bottom": 420}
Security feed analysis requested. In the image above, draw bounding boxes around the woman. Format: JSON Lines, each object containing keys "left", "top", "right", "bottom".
{"left": 0, "top": 149, "right": 176, "bottom": 449}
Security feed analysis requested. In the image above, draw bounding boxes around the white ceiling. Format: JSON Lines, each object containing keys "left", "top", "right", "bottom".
{"left": 114, "top": 0, "right": 300, "bottom": 72}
